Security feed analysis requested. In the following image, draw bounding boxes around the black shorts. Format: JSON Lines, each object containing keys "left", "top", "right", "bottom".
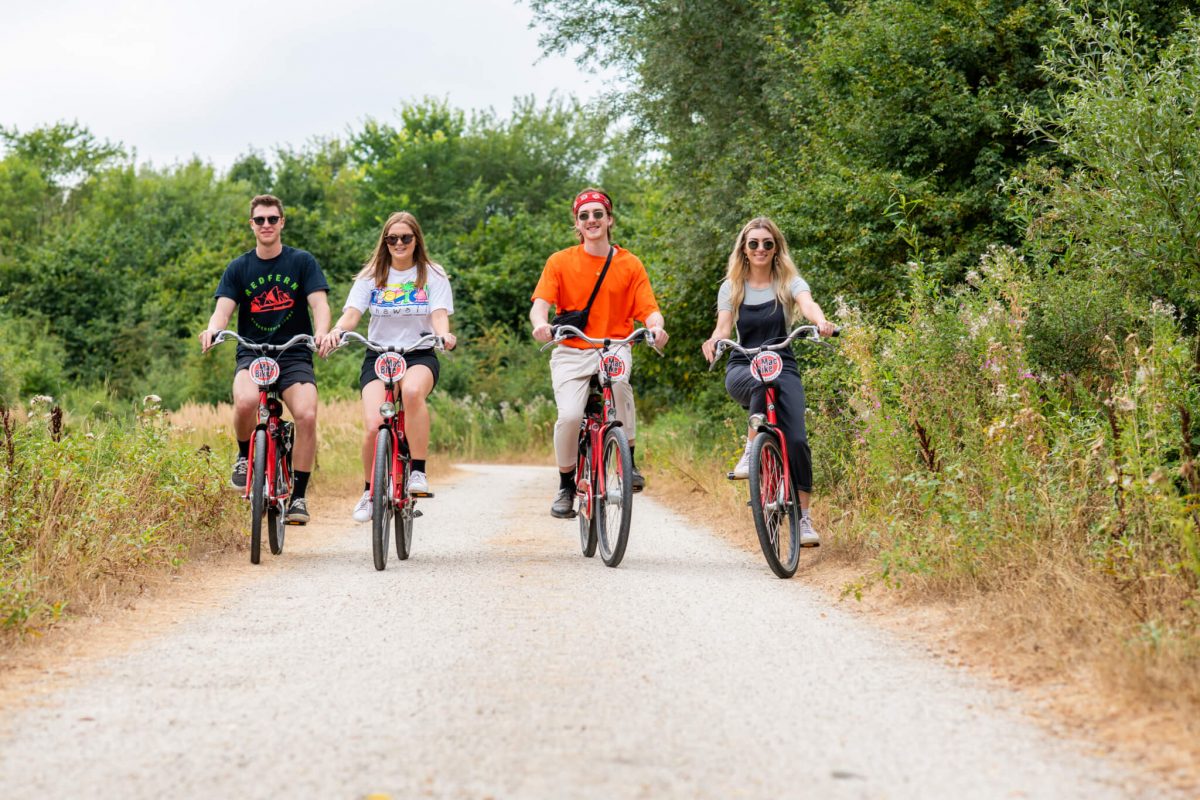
{"left": 235, "top": 355, "right": 316, "bottom": 392}
{"left": 359, "top": 349, "right": 440, "bottom": 391}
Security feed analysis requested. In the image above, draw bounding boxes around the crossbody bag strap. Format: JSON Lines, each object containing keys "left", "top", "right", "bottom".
{"left": 581, "top": 246, "right": 615, "bottom": 315}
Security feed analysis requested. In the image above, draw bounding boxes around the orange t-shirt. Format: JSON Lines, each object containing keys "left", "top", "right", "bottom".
{"left": 531, "top": 245, "right": 660, "bottom": 349}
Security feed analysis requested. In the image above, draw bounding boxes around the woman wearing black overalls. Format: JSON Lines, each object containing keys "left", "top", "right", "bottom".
{"left": 701, "top": 217, "right": 836, "bottom": 546}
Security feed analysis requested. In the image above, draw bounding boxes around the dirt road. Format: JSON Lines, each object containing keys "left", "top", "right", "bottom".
{"left": 0, "top": 465, "right": 1159, "bottom": 798}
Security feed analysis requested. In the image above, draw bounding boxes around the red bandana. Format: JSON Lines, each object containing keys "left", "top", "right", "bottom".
{"left": 573, "top": 190, "right": 612, "bottom": 215}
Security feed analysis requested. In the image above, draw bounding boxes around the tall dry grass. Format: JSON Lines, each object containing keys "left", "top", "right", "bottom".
{"left": 0, "top": 400, "right": 241, "bottom": 637}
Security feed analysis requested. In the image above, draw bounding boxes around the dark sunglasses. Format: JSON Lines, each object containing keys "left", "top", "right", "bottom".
{"left": 385, "top": 234, "right": 415, "bottom": 246}
{"left": 251, "top": 215, "right": 281, "bottom": 226}
{"left": 747, "top": 238, "right": 775, "bottom": 251}
{"left": 577, "top": 209, "right": 608, "bottom": 221}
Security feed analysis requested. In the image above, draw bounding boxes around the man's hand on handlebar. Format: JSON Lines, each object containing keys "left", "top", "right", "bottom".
{"left": 198, "top": 328, "right": 222, "bottom": 353}
{"left": 532, "top": 323, "right": 553, "bottom": 344}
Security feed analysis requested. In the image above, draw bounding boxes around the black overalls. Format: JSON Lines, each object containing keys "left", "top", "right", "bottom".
{"left": 724, "top": 299, "right": 813, "bottom": 493}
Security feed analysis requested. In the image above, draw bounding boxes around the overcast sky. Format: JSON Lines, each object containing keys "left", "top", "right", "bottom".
{"left": 0, "top": 0, "right": 611, "bottom": 170}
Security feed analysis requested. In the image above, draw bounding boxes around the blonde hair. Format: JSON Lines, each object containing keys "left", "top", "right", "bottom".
{"left": 356, "top": 211, "right": 446, "bottom": 288}
{"left": 724, "top": 217, "right": 802, "bottom": 326}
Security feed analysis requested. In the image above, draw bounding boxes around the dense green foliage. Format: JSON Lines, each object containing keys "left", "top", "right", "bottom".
{"left": 0, "top": 101, "right": 657, "bottom": 407}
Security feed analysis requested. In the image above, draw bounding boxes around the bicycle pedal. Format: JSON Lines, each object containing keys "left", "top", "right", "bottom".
{"left": 413, "top": 509, "right": 423, "bottom": 518}
{"left": 285, "top": 519, "right": 307, "bottom": 526}
{"left": 410, "top": 491, "right": 434, "bottom": 498}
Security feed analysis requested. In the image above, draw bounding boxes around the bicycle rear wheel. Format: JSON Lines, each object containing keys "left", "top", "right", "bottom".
{"left": 395, "top": 457, "right": 413, "bottom": 560}
{"left": 267, "top": 446, "right": 289, "bottom": 555}
{"left": 747, "top": 432, "right": 800, "bottom": 578}
{"left": 249, "top": 429, "right": 267, "bottom": 565}
{"left": 597, "top": 426, "right": 633, "bottom": 567}
{"left": 578, "top": 441, "right": 597, "bottom": 558}
{"left": 371, "top": 429, "right": 392, "bottom": 571}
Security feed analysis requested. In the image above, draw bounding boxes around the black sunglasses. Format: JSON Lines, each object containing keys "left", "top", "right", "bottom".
{"left": 577, "top": 209, "right": 608, "bottom": 221}
{"left": 385, "top": 234, "right": 415, "bottom": 246}
{"left": 747, "top": 238, "right": 775, "bottom": 251}
{"left": 251, "top": 215, "right": 281, "bottom": 226}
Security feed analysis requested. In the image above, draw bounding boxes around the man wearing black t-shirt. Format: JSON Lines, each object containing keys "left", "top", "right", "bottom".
{"left": 199, "top": 194, "right": 331, "bottom": 524}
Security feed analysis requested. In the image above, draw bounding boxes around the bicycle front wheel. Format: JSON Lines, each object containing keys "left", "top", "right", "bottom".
{"left": 395, "top": 457, "right": 413, "bottom": 560}
{"left": 597, "top": 426, "right": 633, "bottom": 567}
{"left": 578, "top": 440, "right": 597, "bottom": 557}
{"left": 371, "top": 429, "right": 392, "bottom": 571}
{"left": 250, "top": 429, "right": 267, "bottom": 565}
{"left": 268, "top": 449, "right": 288, "bottom": 555}
{"left": 747, "top": 432, "right": 800, "bottom": 578}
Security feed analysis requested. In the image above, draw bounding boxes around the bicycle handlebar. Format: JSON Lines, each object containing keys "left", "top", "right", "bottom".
{"left": 210, "top": 331, "right": 316, "bottom": 355}
{"left": 708, "top": 325, "right": 839, "bottom": 371}
{"left": 337, "top": 330, "right": 445, "bottom": 354}
{"left": 540, "top": 325, "right": 663, "bottom": 356}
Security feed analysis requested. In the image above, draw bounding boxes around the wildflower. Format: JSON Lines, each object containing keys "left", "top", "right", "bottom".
{"left": 30, "top": 395, "right": 54, "bottom": 408}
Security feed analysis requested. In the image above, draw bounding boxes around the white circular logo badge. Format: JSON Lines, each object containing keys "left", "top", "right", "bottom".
{"left": 374, "top": 353, "right": 407, "bottom": 382}
{"left": 249, "top": 357, "right": 281, "bottom": 387}
{"left": 750, "top": 352, "right": 784, "bottom": 383}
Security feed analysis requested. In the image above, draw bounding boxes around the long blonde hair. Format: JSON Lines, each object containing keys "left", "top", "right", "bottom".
{"left": 724, "top": 217, "right": 801, "bottom": 325}
{"left": 357, "top": 211, "right": 446, "bottom": 288}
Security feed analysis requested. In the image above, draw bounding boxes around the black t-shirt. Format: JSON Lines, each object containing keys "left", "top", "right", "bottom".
{"left": 215, "top": 246, "right": 330, "bottom": 360}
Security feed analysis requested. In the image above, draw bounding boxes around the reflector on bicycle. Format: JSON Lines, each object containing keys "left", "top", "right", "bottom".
{"left": 602, "top": 353, "right": 628, "bottom": 380}
{"left": 248, "top": 357, "right": 281, "bottom": 387}
{"left": 750, "top": 352, "right": 784, "bottom": 382}
{"left": 374, "top": 352, "right": 407, "bottom": 382}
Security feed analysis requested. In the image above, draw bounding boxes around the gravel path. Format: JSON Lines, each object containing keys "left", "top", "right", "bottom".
{"left": 0, "top": 465, "right": 1157, "bottom": 798}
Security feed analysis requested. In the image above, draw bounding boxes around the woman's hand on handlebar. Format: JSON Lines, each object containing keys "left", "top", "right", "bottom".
{"left": 701, "top": 337, "right": 719, "bottom": 364}
{"left": 816, "top": 320, "right": 837, "bottom": 338}
{"left": 316, "top": 328, "right": 343, "bottom": 358}
{"left": 442, "top": 332, "right": 458, "bottom": 351}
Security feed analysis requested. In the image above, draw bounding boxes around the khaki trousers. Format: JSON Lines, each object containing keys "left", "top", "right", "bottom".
{"left": 550, "top": 345, "right": 636, "bottom": 470}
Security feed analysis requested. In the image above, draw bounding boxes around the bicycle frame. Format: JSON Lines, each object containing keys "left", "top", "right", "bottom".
{"left": 338, "top": 331, "right": 444, "bottom": 511}
{"left": 711, "top": 324, "right": 832, "bottom": 501}
{"left": 542, "top": 325, "right": 661, "bottom": 519}
{"left": 210, "top": 331, "right": 313, "bottom": 506}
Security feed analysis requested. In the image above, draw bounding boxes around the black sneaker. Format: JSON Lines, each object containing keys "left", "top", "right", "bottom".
{"left": 230, "top": 456, "right": 249, "bottom": 490}
{"left": 285, "top": 497, "right": 310, "bottom": 525}
{"left": 550, "top": 488, "right": 576, "bottom": 519}
{"left": 630, "top": 467, "right": 645, "bottom": 493}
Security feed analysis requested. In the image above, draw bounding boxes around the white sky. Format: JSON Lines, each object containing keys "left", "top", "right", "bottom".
{"left": 0, "top": 0, "right": 609, "bottom": 170}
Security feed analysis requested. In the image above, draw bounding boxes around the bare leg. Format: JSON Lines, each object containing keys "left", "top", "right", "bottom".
{"left": 280, "top": 382, "right": 318, "bottom": 472}
{"left": 360, "top": 380, "right": 386, "bottom": 485}
{"left": 399, "top": 366, "right": 435, "bottom": 460}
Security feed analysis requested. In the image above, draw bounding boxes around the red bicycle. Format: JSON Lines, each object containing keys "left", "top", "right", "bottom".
{"left": 542, "top": 324, "right": 660, "bottom": 567}
{"left": 209, "top": 331, "right": 315, "bottom": 564}
{"left": 710, "top": 325, "right": 835, "bottom": 578}
{"left": 337, "top": 330, "right": 443, "bottom": 570}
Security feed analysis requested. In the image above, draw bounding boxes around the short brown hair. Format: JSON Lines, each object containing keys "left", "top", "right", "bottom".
{"left": 249, "top": 194, "right": 285, "bottom": 217}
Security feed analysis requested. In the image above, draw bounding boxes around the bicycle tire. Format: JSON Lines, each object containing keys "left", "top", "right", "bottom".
{"left": 597, "top": 426, "right": 633, "bottom": 567}
{"left": 371, "top": 428, "right": 392, "bottom": 571}
{"left": 267, "top": 449, "right": 287, "bottom": 555}
{"left": 578, "top": 440, "right": 597, "bottom": 558}
{"left": 250, "top": 429, "right": 267, "bottom": 565}
{"left": 396, "top": 456, "right": 413, "bottom": 560}
{"left": 747, "top": 432, "right": 800, "bottom": 578}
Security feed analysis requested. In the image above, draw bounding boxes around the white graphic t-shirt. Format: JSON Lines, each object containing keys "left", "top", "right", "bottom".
{"left": 344, "top": 264, "right": 454, "bottom": 350}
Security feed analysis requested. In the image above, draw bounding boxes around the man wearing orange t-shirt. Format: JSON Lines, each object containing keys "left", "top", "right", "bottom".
{"left": 530, "top": 188, "right": 670, "bottom": 518}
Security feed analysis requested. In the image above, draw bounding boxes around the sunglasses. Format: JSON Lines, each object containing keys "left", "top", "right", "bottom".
{"left": 747, "top": 238, "right": 775, "bottom": 251}
{"left": 577, "top": 210, "right": 608, "bottom": 221}
{"left": 251, "top": 215, "right": 281, "bottom": 226}
{"left": 385, "top": 234, "right": 415, "bottom": 246}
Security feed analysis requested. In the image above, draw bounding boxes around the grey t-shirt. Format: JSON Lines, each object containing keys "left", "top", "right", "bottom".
{"left": 716, "top": 276, "right": 810, "bottom": 312}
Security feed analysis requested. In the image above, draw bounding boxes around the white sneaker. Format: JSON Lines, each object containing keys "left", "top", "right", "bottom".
{"left": 731, "top": 441, "right": 752, "bottom": 479}
{"left": 799, "top": 514, "right": 821, "bottom": 547}
{"left": 408, "top": 470, "right": 430, "bottom": 496}
{"left": 352, "top": 491, "right": 371, "bottom": 523}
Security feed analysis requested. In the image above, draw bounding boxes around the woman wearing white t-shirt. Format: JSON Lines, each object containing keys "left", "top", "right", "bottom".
{"left": 319, "top": 211, "right": 456, "bottom": 521}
